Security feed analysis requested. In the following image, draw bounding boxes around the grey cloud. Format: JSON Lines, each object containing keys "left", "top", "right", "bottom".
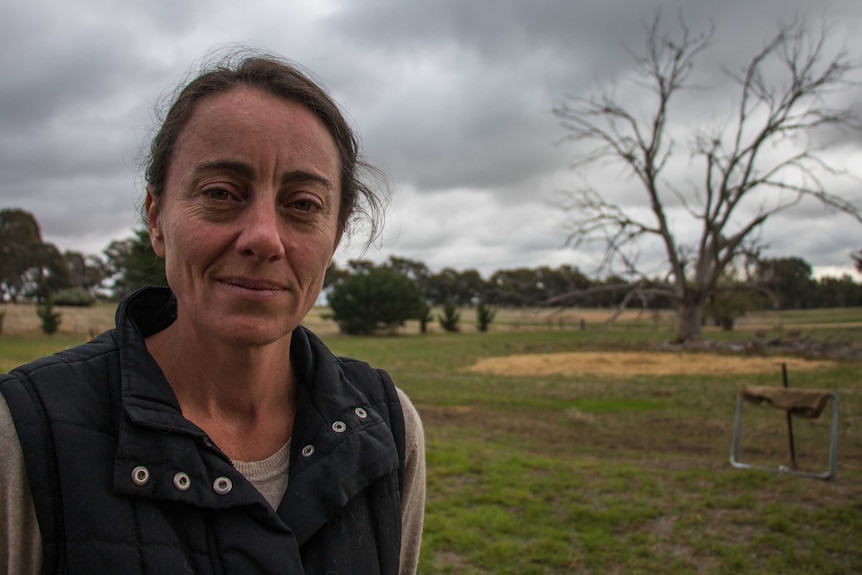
{"left": 764, "top": 216, "right": 861, "bottom": 267}
{"left": 0, "top": 0, "right": 860, "bottom": 279}
{"left": 365, "top": 75, "right": 567, "bottom": 191}
{"left": 327, "top": 0, "right": 862, "bottom": 201}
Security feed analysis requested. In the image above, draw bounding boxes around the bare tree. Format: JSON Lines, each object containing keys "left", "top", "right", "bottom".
{"left": 553, "top": 14, "right": 862, "bottom": 342}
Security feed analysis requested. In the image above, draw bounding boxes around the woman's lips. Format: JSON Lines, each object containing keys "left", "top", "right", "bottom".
{"left": 218, "top": 277, "right": 287, "bottom": 292}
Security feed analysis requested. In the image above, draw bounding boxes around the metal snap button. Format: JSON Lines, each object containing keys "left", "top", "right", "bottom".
{"left": 131, "top": 466, "right": 150, "bottom": 486}
{"left": 301, "top": 444, "right": 315, "bottom": 457}
{"left": 173, "top": 472, "right": 191, "bottom": 491}
{"left": 332, "top": 421, "right": 347, "bottom": 433}
{"left": 212, "top": 476, "right": 233, "bottom": 495}
{"left": 354, "top": 407, "right": 368, "bottom": 419}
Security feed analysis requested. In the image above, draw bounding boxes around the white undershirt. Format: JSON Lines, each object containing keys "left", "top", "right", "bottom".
{"left": 232, "top": 439, "right": 292, "bottom": 509}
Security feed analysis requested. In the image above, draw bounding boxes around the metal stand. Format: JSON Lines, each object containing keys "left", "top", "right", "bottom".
{"left": 730, "top": 388, "right": 840, "bottom": 480}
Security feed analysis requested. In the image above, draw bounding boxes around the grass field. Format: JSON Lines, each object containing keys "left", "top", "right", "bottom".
{"left": 2, "top": 303, "right": 861, "bottom": 573}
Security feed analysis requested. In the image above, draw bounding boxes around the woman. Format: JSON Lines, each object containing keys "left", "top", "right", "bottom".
{"left": 0, "top": 53, "right": 425, "bottom": 574}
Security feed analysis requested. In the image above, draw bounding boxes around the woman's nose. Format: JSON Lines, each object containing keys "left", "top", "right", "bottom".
{"left": 235, "top": 200, "right": 286, "bottom": 262}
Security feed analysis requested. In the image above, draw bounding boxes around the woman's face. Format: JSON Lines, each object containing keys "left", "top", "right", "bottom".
{"left": 147, "top": 86, "right": 341, "bottom": 347}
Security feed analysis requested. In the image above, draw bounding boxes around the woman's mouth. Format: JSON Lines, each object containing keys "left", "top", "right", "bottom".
{"left": 218, "top": 277, "right": 288, "bottom": 293}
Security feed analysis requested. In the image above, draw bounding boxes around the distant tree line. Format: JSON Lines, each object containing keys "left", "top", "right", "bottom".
{"left": 0, "top": 209, "right": 107, "bottom": 305}
{"left": 323, "top": 255, "right": 862, "bottom": 334}
{"left": 0, "top": 208, "right": 165, "bottom": 306}
{"left": 326, "top": 256, "right": 862, "bottom": 312}
{"left": 1, "top": 208, "right": 860, "bottom": 331}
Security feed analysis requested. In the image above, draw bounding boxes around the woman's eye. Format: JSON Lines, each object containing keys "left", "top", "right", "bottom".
{"left": 292, "top": 199, "right": 319, "bottom": 212}
{"left": 205, "top": 188, "right": 234, "bottom": 201}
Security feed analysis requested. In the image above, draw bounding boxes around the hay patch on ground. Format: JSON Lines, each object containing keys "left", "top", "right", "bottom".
{"left": 465, "top": 351, "right": 836, "bottom": 378}
{"left": 0, "top": 303, "right": 115, "bottom": 336}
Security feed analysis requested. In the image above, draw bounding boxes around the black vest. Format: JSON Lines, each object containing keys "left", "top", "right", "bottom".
{"left": 0, "top": 288, "right": 405, "bottom": 574}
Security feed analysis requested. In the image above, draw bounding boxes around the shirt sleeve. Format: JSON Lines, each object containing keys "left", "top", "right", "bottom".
{"left": 395, "top": 387, "right": 425, "bottom": 575}
{"left": 0, "top": 393, "right": 43, "bottom": 575}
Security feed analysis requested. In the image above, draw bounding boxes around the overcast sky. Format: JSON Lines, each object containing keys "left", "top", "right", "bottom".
{"left": 2, "top": 0, "right": 861, "bottom": 280}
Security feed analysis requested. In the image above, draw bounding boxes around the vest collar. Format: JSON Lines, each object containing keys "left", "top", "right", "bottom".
{"left": 280, "top": 327, "right": 400, "bottom": 545}
{"left": 109, "top": 287, "right": 399, "bottom": 543}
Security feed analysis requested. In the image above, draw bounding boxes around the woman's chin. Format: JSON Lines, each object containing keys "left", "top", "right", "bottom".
{"left": 204, "top": 315, "right": 299, "bottom": 349}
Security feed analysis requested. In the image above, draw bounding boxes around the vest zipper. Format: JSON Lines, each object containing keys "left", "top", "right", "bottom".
{"left": 201, "top": 436, "right": 235, "bottom": 466}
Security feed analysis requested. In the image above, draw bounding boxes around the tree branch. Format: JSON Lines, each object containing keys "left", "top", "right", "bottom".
{"left": 554, "top": 14, "right": 861, "bottom": 341}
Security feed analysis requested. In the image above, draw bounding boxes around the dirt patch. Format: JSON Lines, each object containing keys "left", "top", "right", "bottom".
{"left": 465, "top": 351, "right": 837, "bottom": 378}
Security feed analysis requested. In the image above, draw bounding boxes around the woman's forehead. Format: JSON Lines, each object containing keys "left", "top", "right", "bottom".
{"left": 171, "top": 87, "right": 341, "bottom": 180}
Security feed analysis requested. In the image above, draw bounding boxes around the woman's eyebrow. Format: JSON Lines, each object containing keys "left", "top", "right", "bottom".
{"left": 194, "top": 160, "right": 255, "bottom": 179}
{"left": 192, "top": 161, "right": 332, "bottom": 190}
{"left": 281, "top": 170, "right": 333, "bottom": 190}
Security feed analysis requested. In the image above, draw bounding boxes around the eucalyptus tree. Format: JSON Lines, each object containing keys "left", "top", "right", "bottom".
{"left": 554, "top": 15, "right": 862, "bottom": 341}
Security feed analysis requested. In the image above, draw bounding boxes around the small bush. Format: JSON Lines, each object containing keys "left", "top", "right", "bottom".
{"left": 36, "top": 297, "right": 62, "bottom": 335}
{"left": 418, "top": 301, "right": 433, "bottom": 334}
{"left": 327, "top": 266, "right": 423, "bottom": 335}
{"left": 438, "top": 298, "right": 460, "bottom": 332}
{"left": 476, "top": 298, "right": 496, "bottom": 332}
{"left": 53, "top": 287, "right": 95, "bottom": 307}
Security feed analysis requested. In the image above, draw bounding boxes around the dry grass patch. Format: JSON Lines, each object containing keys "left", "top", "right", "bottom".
{"left": 465, "top": 351, "right": 836, "bottom": 378}
{"left": 1, "top": 302, "right": 115, "bottom": 336}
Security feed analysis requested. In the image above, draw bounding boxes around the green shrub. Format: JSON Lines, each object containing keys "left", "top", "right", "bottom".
{"left": 53, "top": 287, "right": 96, "bottom": 307}
{"left": 327, "top": 266, "right": 423, "bottom": 335}
{"left": 418, "top": 300, "right": 433, "bottom": 334}
{"left": 36, "top": 297, "right": 62, "bottom": 335}
{"left": 438, "top": 297, "right": 461, "bottom": 332}
{"left": 476, "top": 298, "right": 497, "bottom": 332}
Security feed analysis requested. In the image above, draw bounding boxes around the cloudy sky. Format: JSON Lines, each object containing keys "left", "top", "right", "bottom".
{"left": 2, "top": 0, "right": 861, "bottom": 280}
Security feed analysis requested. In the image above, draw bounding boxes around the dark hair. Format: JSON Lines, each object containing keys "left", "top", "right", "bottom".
{"left": 144, "top": 50, "right": 385, "bottom": 242}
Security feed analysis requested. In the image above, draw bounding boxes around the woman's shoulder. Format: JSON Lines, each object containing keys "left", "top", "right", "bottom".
{"left": 394, "top": 387, "right": 423, "bottom": 442}
{"left": 0, "top": 332, "right": 121, "bottom": 425}
{"left": 2, "top": 331, "right": 118, "bottom": 383}
{"left": 0, "top": 393, "right": 43, "bottom": 575}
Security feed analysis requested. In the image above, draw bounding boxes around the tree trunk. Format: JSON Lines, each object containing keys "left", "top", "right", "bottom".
{"left": 676, "top": 299, "right": 703, "bottom": 342}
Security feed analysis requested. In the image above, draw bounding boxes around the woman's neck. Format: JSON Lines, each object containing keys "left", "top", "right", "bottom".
{"left": 145, "top": 321, "right": 297, "bottom": 461}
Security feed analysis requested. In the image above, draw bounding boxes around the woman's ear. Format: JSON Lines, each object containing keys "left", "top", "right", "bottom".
{"left": 145, "top": 188, "right": 166, "bottom": 258}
